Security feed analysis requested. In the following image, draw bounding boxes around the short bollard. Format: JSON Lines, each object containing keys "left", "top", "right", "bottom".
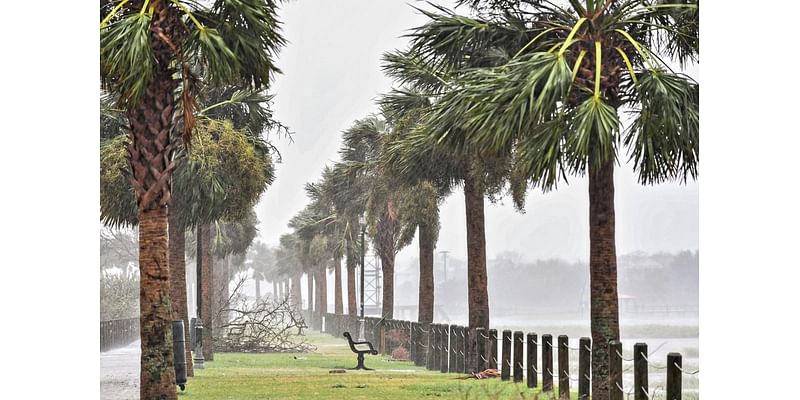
{"left": 527, "top": 333, "right": 538, "bottom": 388}
{"left": 501, "top": 330, "right": 512, "bottom": 380}
{"left": 609, "top": 340, "right": 623, "bottom": 400}
{"left": 513, "top": 331, "right": 524, "bottom": 383}
{"left": 634, "top": 343, "right": 648, "bottom": 400}
{"left": 667, "top": 353, "right": 682, "bottom": 400}
{"left": 449, "top": 325, "right": 457, "bottom": 373}
{"left": 476, "top": 328, "right": 487, "bottom": 372}
{"left": 440, "top": 325, "right": 449, "bottom": 373}
{"left": 172, "top": 320, "right": 187, "bottom": 391}
{"left": 462, "top": 327, "right": 471, "bottom": 374}
{"left": 193, "top": 319, "right": 205, "bottom": 370}
{"left": 558, "top": 335, "right": 569, "bottom": 399}
{"left": 542, "top": 334, "right": 553, "bottom": 392}
{"left": 579, "top": 337, "right": 591, "bottom": 399}
{"left": 488, "top": 329, "right": 498, "bottom": 370}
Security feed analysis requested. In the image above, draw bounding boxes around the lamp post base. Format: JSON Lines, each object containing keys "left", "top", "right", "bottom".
{"left": 357, "top": 318, "right": 366, "bottom": 342}
{"left": 193, "top": 319, "right": 205, "bottom": 369}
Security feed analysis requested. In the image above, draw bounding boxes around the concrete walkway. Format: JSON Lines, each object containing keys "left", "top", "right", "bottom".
{"left": 100, "top": 341, "right": 139, "bottom": 400}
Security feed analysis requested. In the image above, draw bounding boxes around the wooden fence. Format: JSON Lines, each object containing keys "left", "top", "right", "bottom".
{"left": 100, "top": 317, "right": 139, "bottom": 352}
{"left": 323, "top": 313, "right": 698, "bottom": 399}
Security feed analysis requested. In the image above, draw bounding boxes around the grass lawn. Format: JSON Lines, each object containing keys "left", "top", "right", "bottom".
{"left": 179, "top": 331, "right": 579, "bottom": 399}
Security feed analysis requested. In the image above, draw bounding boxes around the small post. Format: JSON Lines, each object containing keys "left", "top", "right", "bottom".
{"left": 418, "top": 322, "right": 429, "bottom": 366}
{"left": 579, "top": 337, "right": 591, "bottom": 399}
{"left": 488, "top": 329, "right": 498, "bottom": 370}
{"left": 172, "top": 320, "right": 187, "bottom": 391}
{"left": 453, "top": 326, "right": 462, "bottom": 372}
{"left": 193, "top": 319, "right": 205, "bottom": 370}
{"left": 426, "top": 324, "right": 435, "bottom": 370}
{"left": 558, "top": 335, "right": 569, "bottom": 399}
{"left": 440, "top": 324, "right": 449, "bottom": 373}
{"left": 410, "top": 322, "right": 418, "bottom": 362}
{"left": 634, "top": 343, "right": 648, "bottom": 400}
{"left": 431, "top": 324, "right": 439, "bottom": 370}
{"left": 513, "top": 331, "right": 524, "bottom": 383}
{"left": 609, "top": 340, "right": 623, "bottom": 400}
{"left": 527, "top": 333, "right": 538, "bottom": 388}
{"left": 462, "top": 327, "right": 471, "bottom": 374}
{"left": 449, "top": 324, "right": 457, "bottom": 373}
{"left": 667, "top": 352, "right": 682, "bottom": 400}
{"left": 476, "top": 328, "right": 487, "bottom": 372}
{"left": 542, "top": 334, "right": 553, "bottom": 392}
{"left": 501, "top": 330, "right": 512, "bottom": 381}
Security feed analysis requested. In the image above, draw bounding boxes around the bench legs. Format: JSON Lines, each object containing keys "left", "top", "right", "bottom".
{"left": 349, "top": 353, "right": 373, "bottom": 371}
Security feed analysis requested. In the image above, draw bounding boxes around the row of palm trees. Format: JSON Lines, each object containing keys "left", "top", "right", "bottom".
{"left": 100, "top": 0, "right": 286, "bottom": 398}
{"left": 271, "top": 2, "right": 698, "bottom": 399}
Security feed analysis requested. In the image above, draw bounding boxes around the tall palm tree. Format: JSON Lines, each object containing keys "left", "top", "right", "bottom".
{"left": 101, "top": 0, "right": 284, "bottom": 395}
{"left": 381, "top": 23, "right": 520, "bottom": 369}
{"left": 415, "top": 1, "right": 698, "bottom": 396}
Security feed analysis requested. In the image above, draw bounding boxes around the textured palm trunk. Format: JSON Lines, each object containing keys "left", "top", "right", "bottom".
{"left": 139, "top": 207, "right": 177, "bottom": 400}
{"left": 200, "top": 224, "right": 214, "bottom": 361}
{"left": 314, "top": 265, "right": 328, "bottom": 330}
{"left": 346, "top": 244, "right": 357, "bottom": 315}
{"left": 215, "top": 256, "right": 230, "bottom": 338}
{"left": 126, "top": 2, "right": 181, "bottom": 397}
{"left": 464, "top": 173, "right": 489, "bottom": 372}
{"left": 376, "top": 204, "right": 397, "bottom": 320}
{"left": 589, "top": 159, "right": 620, "bottom": 400}
{"left": 168, "top": 211, "right": 193, "bottom": 377}
{"left": 417, "top": 224, "right": 435, "bottom": 324}
{"left": 291, "top": 272, "right": 302, "bottom": 309}
{"left": 334, "top": 255, "right": 343, "bottom": 314}
{"left": 306, "top": 272, "right": 314, "bottom": 321}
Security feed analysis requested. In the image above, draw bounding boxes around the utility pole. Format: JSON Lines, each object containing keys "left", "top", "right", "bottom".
{"left": 439, "top": 250, "right": 449, "bottom": 282}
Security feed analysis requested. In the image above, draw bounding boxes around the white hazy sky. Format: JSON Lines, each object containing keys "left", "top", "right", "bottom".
{"left": 255, "top": 0, "right": 699, "bottom": 265}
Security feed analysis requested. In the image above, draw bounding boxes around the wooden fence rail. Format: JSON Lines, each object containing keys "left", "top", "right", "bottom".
{"left": 100, "top": 317, "right": 139, "bottom": 352}
{"left": 319, "top": 313, "right": 697, "bottom": 398}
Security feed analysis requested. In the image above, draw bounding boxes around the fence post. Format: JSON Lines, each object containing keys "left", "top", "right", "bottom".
{"left": 440, "top": 324, "right": 449, "bottom": 373}
{"left": 667, "top": 352, "right": 682, "bottom": 400}
{"left": 579, "top": 337, "right": 591, "bottom": 399}
{"left": 476, "top": 328, "right": 487, "bottom": 372}
{"left": 513, "top": 331, "right": 524, "bottom": 383}
{"left": 488, "top": 329, "right": 498, "bottom": 370}
{"left": 609, "top": 340, "right": 623, "bottom": 400}
{"left": 462, "top": 327, "right": 471, "bottom": 374}
{"left": 449, "top": 325, "right": 457, "bottom": 373}
{"left": 558, "top": 335, "right": 569, "bottom": 399}
{"left": 634, "top": 343, "right": 648, "bottom": 400}
{"left": 542, "top": 334, "right": 553, "bottom": 392}
{"left": 501, "top": 330, "right": 512, "bottom": 381}
{"left": 425, "top": 324, "right": 434, "bottom": 370}
{"left": 527, "top": 332, "right": 538, "bottom": 388}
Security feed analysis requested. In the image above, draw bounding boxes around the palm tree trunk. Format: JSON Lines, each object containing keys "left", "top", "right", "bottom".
{"left": 464, "top": 172, "right": 489, "bottom": 373}
{"left": 273, "top": 280, "right": 278, "bottom": 298}
{"left": 291, "top": 272, "right": 302, "bottom": 310}
{"left": 376, "top": 204, "right": 397, "bottom": 320}
{"left": 306, "top": 272, "right": 314, "bottom": 318}
{"left": 334, "top": 255, "right": 343, "bottom": 314}
{"left": 315, "top": 266, "right": 328, "bottom": 329}
{"left": 254, "top": 273, "right": 261, "bottom": 301}
{"left": 589, "top": 158, "right": 620, "bottom": 400}
{"left": 200, "top": 224, "right": 214, "bottom": 361}
{"left": 346, "top": 244, "right": 357, "bottom": 315}
{"left": 139, "top": 207, "right": 177, "bottom": 399}
{"left": 417, "top": 224, "right": 435, "bottom": 324}
{"left": 168, "top": 211, "right": 193, "bottom": 377}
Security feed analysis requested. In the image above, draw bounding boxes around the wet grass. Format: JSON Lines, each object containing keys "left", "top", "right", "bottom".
{"left": 178, "top": 332, "right": 580, "bottom": 400}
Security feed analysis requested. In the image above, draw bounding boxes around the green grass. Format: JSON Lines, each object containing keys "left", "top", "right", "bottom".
{"left": 179, "top": 332, "right": 579, "bottom": 399}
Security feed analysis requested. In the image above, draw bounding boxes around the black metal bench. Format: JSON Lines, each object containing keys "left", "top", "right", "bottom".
{"left": 342, "top": 331, "right": 378, "bottom": 370}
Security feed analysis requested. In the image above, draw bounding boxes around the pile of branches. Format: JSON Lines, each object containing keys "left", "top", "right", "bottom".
{"left": 213, "top": 276, "right": 315, "bottom": 353}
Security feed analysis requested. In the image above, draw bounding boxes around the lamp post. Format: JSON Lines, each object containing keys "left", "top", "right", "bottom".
{"left": 358, "top": 213, "right": 366, "bottom": 341}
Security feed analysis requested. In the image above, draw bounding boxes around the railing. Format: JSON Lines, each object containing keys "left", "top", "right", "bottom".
{"left": 322, "top": 312, "right": 698, "bottom": 399}
{"left": 100, "top": 317, "right": 139, "bottom": 352}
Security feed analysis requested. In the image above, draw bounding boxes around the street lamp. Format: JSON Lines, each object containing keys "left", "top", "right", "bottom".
{"left": 358, "top": 213, "right": 367, "bottom": 341}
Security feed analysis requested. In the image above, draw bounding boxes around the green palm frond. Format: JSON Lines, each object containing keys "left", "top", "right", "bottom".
{"left": 100, "top": 13, "right": 153, "bottom": 107}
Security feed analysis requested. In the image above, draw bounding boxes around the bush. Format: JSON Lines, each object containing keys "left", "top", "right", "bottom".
{"left": 100, "top": 272, "right": 139, "bottom": 320}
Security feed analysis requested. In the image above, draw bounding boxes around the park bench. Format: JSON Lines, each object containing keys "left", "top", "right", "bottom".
{"left": 342, "top": 331, "right": 378, "bottom": 370}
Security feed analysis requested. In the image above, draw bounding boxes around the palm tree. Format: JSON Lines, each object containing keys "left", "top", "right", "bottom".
{"left": 414, "top": 1, "right": 698, "bottom": 396}
{"left": 101, "top": 0, "right": 284, "bottom": 395}
{"left": 247, "top": 241, "right": 274, "bottom": 301}
{"left": 381, "top": 28, "right": 520, "bottom": 369}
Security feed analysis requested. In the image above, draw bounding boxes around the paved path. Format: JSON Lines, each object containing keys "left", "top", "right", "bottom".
{"left": 100, "top": 341, "right": 139, "bottom": 400}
